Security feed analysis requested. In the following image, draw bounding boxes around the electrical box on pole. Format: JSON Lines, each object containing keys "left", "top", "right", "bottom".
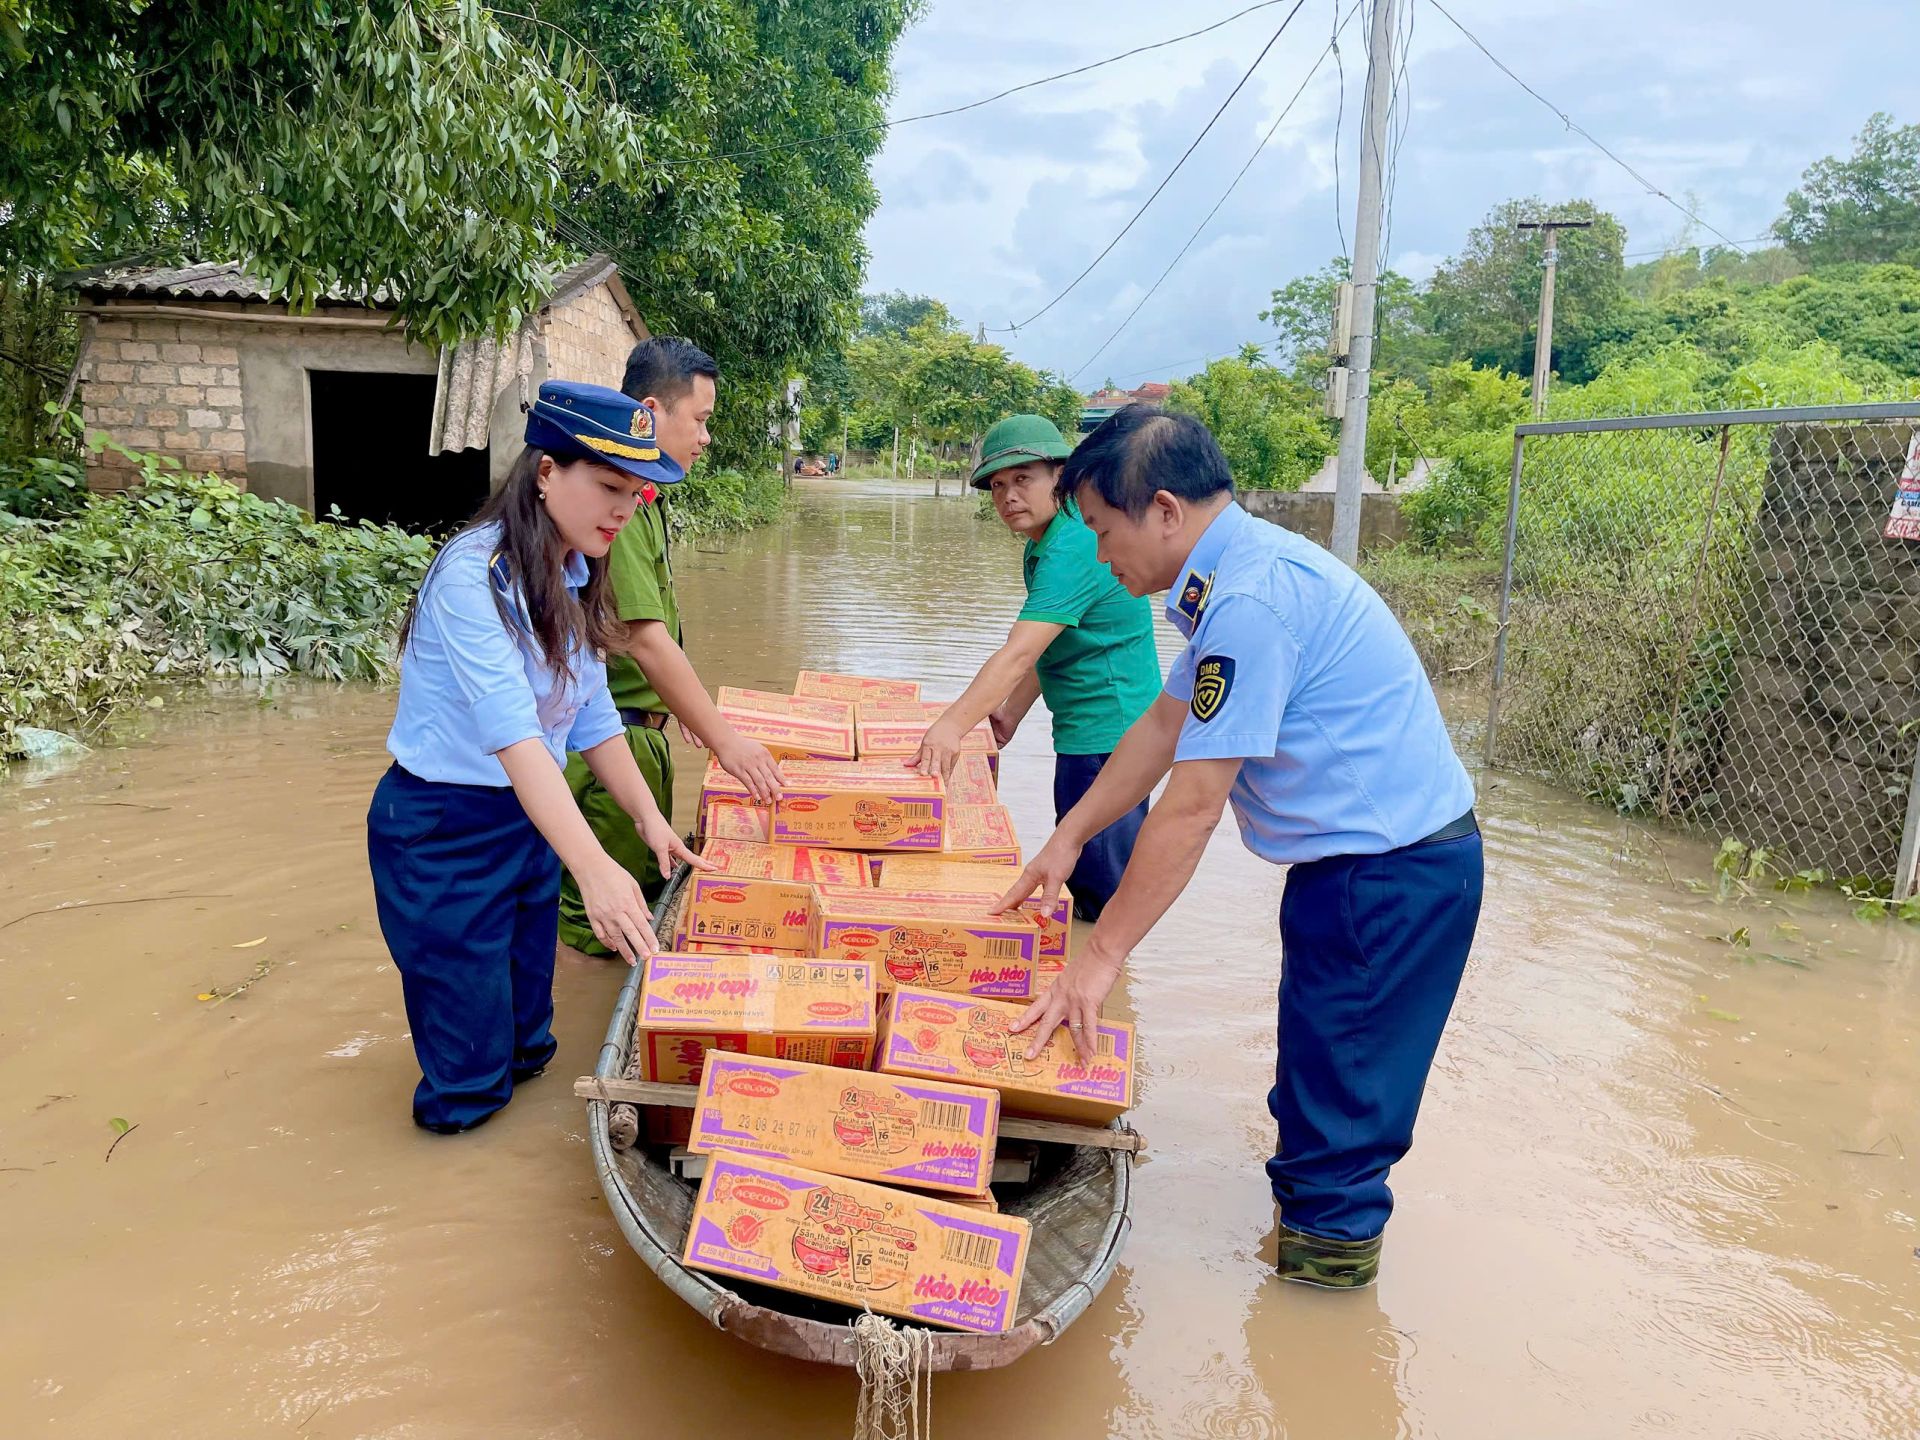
{"left": 1328, "top": 282, "right": 1355, "bottom": 359}
{"left": 1324, "top": 366, "right": 1349, "bottom": 420}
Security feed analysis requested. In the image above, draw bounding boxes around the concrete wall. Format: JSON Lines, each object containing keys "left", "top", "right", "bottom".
{"left": 1236, "top": 489, "right": 1409, "bottom": 553}
{"left": 78, "top": 279, "right": 651, "bottom": 510}
{"left": 1712, "top": 424, "right": 1920, "bottom": 877}
{"left": 76, "top": 304, "right": 438, "bottom": 508}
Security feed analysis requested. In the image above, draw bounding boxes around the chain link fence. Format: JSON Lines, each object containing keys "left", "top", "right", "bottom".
{"left": 1484, "top": 403, "right": 1920, "bottom": 891}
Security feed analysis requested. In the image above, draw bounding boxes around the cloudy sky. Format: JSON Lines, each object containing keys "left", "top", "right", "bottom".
{"left": 862, "top": 0, "right": 1918, "bottom": 389}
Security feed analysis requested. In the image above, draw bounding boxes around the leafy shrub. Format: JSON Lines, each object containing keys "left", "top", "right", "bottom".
{"left": 2, "top": 454, "right": 432, "bottom": 758}
{"left": 665, "top": 465, "right": 788, "bottom": 539}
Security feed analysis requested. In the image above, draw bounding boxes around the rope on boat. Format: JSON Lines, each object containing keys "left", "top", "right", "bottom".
{"left": 851, "top": 1311, "right": 933, "bottom": 1440}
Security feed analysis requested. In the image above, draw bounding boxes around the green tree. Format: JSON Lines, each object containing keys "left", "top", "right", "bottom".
{"left": 861, "top": 291, "right": 952, "bottom": 338}
{"left": 546, "top": 0, "right": 921, "bottom": 469}
{"left": 1775, "top": 113, "right": 1920, "bottom": 267}
{"left": 1260, "top": 258, "right": 1434, "bottom": 385}
{"left": 1424, "top": 199, "right": 1629, "bottom": 385}
{"left": 1, "top": 2, "right": 643, "bottom": 344}
{"left": 1164, "top": 359, "right": 1334, "bottom": 490}
{"left": 1753, "top": 263, "right": 1920, "bottom": 377}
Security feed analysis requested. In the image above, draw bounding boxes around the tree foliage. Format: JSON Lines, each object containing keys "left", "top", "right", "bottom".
{"left": 543, "top": 0, "right": 921, "bottom": 469}
{"left": 2, "top": 2, "right": 644, "bottom": 344}
{"left": 1774, "top": 112, "right": 1920, "bottom": 268}
{"left": 1164, "top": 359, "right": 1334, "bottom": 491}
{"left": 1424, "top": 198, "right": 1629, "bottom": 385}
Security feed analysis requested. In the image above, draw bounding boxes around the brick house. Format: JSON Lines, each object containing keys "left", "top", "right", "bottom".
{"left": 64, "top": 255, "right": 648, "bottom": 529}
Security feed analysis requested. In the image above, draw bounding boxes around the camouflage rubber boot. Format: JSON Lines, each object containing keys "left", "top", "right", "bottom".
{"left": 1276, "top": 1224, "right": 1382, "bottom": 1289}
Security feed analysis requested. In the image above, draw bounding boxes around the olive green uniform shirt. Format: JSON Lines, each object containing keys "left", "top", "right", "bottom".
{"left": 604, "top": 498, "right": 678, "bottom": 715}
{"left": 1018, "top": 498, "right": 1162, "bottom": 754}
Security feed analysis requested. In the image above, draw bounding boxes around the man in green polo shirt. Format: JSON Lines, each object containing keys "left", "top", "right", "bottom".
{"left": 912, "top": 413, "right": 1161, "bottom": 919}
{"left": 558, "top": 338, "right": 784, "bottom": 954}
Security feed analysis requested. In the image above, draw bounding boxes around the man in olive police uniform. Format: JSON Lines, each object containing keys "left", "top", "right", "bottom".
{"left": 1004, "top": 406, "right": 1481, "bottom": 1289}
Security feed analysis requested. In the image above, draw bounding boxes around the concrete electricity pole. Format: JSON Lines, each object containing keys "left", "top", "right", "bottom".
{"left": 1329, "top": 0, "right": 1399, "bottom": 566}
{"left": 1517, "top": 218, "right": 1592, "bottom": 418}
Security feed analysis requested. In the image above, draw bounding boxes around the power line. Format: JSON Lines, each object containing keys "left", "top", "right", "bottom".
{"left": 1424, "top": 0, "right": 1749, "bottom": 253}
{"left": 1329, "top": 0, "right": 1349, "bottom": 259}
{"left": 1068, "top": 0, "right": 1362, "bottom": 383}
{"left": 658, "top": 0, "right": 1306, "bottom": 169}
{"left": 1621, "top": 235, "right": 1773, "bottom": 259}
{"left": 989, "top": 0, "right": 1312, "bottom": 335}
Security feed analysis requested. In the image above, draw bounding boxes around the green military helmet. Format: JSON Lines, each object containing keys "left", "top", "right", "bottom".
{"left": 970, "top": 413, "right": 1074, "bottom": 489}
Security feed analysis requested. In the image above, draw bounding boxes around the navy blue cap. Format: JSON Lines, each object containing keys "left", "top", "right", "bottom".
{"left": 525, "top": 380, "right": 687, "bottom": 485}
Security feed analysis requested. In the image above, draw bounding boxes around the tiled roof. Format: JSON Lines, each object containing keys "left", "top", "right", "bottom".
{"left": 64, "top": 254, "right": 621, "bottom": 312}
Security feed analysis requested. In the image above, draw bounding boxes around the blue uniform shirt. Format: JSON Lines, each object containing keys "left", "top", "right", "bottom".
{"left": 1162, "top": 502, "right": 1474, "bottom": 865}
{"left": 387, "top": 522, "right": 624, "bottom": 787}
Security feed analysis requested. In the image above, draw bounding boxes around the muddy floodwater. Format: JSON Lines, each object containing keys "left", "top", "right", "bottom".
{"left": 5, "top": 477, "right": 1920, "bottom": 1438}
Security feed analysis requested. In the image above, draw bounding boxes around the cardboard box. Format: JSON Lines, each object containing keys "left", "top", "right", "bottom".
{"left": 697, "top": 759, "right": 755, "bottom": 838}
{"left": 877, "top": 856, "right": 1071, "bottom": 971}
{"left": 877, "top": 987, "right": 1134, "bottom": 1125}
{"left": 795, "top": 671, "right": 923, "bottom": 705}
{"left": 814, "top": 886, "right": 1040, "bottom": 999}
{"left": 772, "top": 760, "right": 947, "bottom": 852}
{"left": 682, "top": 940, "right": 782, "bottom": 956}
{"left": 689, "top": 1054, "right": 999, "bottom": 1195}
{"left": 705, "top": 801, "right": 772, "bottom": 844}
{"left": 943, "top": 804, "right": 1021, "bottom": 866}
{"left": 687, "top": 838, "right": 872, "bottom": 952}
{"left": 716, "top": 686, "right": 857, "bottom": 761}
{"left": 949, "top": 752, "right": 999, "bottom": 806}
{"left": 683, "top": 1153, "right": 1030, "bottom": 1334}
{"left": 855, "top": 702, "right": 998, "bottom": 763}
{"left": 635, "top": 952, "right": 877, "bottom": 1085}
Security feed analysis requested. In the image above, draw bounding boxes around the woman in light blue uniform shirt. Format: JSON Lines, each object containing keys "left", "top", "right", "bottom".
{"left": 369, "top": 380, "right": 708, "bottom": 1134}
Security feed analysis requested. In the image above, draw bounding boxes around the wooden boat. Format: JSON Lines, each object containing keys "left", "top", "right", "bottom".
{"left": 580, "top": 865, "right": 1137, "bottom": 1370}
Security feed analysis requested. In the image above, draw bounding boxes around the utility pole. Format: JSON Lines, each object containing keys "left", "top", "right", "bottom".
{"left": 1329, "top": 0, "right": 1398, "bottom": 566}
{"left": 1517, "top": 218, "right": 1592, "bottom": 418}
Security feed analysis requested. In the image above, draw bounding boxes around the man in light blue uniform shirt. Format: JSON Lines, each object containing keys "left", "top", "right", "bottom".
{"left": 1004, "top": 405, "right": 1481, "bottom": 1289}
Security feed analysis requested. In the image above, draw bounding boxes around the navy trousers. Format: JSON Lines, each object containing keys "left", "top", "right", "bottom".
{"left": 1053, "top": 751, "right": 1149, "bottom": 922}
{"left": 367, "top": 764, "right": 561, "bottom": 1132}
{"left": 1268, "top": 827, "right": 1483, "bottom": 1241}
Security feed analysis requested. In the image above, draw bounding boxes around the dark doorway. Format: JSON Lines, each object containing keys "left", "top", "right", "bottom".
{"left": 309, "top": 369, "right": 490, "bottom": 532}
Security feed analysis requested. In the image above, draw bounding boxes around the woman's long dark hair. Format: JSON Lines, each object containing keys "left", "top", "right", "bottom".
{"left": 396, "top": 445, "right": 627, "bottom": 685}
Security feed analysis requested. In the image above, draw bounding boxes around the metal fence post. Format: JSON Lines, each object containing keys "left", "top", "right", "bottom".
{"left": 1895, "top": 737, "right": 1920, "bottom": 903}
{"left": 1483, "top": 432, "right": 1527, "bottom": 768}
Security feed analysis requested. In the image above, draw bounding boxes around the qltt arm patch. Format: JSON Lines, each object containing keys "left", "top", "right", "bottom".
{"left": 1191, "top": 655, "right": 1236, "bottom": 723}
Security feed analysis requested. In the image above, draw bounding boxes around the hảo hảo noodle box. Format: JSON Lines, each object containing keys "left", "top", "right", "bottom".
{"left": 687, "top": 837, "right": 871, "bottom": 952}
{"left": 947, "top": 751, "right": 999, "bottom": 806}
{"left": 793, "top": 671, "right": 923, "bottom": 704}
{"left": 689, "top": 1053, "right": 998, "bottom": 1195}
{"left": 634, "top": 952, "right": 877, "bottom": 1085}
{"left": 875, "top": 855, "right": 1070, "bottom": 971}
{"left": 683, "top": 1151, "right": 1029, "bottom": 1334}
{"left": 812, "top": 885, "right": 1039, "bottom": 999}
{"left": 716, "top": 686, "right": 856, "bottom": 761}
{"left": 941, "top": 803, "right": 1021, "bottom": 866}
{"left": 877, "top": 986, "right": 1135, "bottom": 1126}
{"left": 854, "top": 701, "right": 997, "bottom": 766}
{"left": 772, "top": 759, "right": 946, "bottom": 852}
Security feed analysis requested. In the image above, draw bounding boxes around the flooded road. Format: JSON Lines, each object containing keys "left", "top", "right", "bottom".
{"left": 4, "top": 477, "right": 1919, "bottom": 1438}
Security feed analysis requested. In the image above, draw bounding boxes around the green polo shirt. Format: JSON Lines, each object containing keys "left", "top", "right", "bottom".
{"left": 1019, "top": 498, "right": 1162, "bottom": 754}
{"left": 605, "top": 497, "right": 679, "bottom": 715}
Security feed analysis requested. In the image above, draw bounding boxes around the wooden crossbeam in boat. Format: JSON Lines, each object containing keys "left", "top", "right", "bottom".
{"left": 573, "top": 1075, "right": 1145, "bottom": 1154}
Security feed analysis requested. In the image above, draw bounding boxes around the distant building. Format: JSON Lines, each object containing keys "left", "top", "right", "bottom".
{"left": 1078, "top": 380, "right": 1176, "bottom": 433}
{"left": 62, "top": 254, "right": 648, "bottom": 530}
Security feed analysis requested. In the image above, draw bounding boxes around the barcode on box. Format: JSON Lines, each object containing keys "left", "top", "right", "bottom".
{"left": 941, "top": 1228, "right": 999, "bottom": 1269}
{"left": 901, "top": 803, "right": 935, "bottom": 819}
{"left": 919, "top": 1100, "right": 971, "bottom": 1133}
{"left": 1096, "top": 1031, "right": 1116, "bottom": 1056}
{"left": 983, "top": 939, "right": 1022, "bottom": 960}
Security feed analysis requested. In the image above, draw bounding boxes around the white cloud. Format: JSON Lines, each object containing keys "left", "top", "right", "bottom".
{"left": 863, "top": 0, "right": 1920, "bottom": 384}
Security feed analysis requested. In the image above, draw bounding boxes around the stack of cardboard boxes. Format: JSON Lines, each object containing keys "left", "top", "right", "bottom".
{"left": 636, "top": 671, "right": 1135, "bottom": 1334}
